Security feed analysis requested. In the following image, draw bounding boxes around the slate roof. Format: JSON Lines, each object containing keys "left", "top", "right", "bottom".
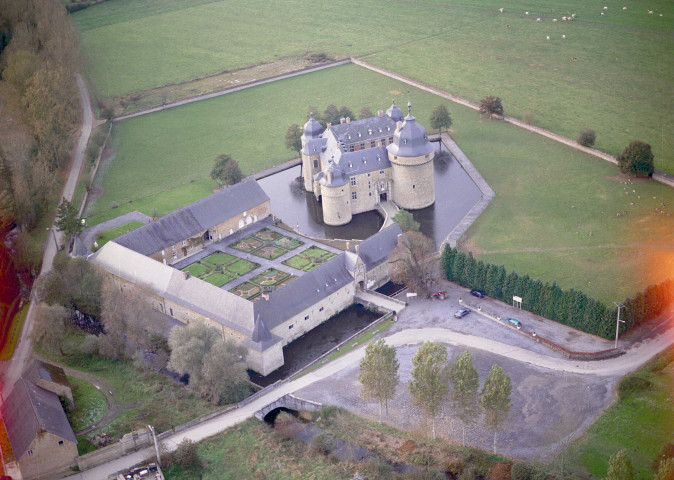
{"left": 115, "top": 179, "right": 269, "bottom": 255}
{"left": 302, "top": 114, "right": 323, "bottom": 140}
{"left": 316, "top": 146, "right": 390, "bottom": 188}
{"left": 2, "top": 378, "right": 77, "bottom": 458}
{"left": 254, "top": 253, "right": 353, "bottom": 329}
{"left": 330, "top": 116, "right": 396, "bottom": 147}
{"left": 350, "top": 223, "right": 402, "bottom": 270}
{"left": 89, "top": 242, "right": 254, "bottom": 333}
{"left": 302, "top": 137, "right": 327, "bottom": 155}
{"left": 387, "top": 109, "right": 435, "bottom": 158}
{"left": 23, "top": 359, "right": 70, "bottom": 390}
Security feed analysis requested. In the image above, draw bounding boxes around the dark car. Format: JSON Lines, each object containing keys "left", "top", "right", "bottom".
{"left": 470, "top": 289, "right": 485, "bottom": 298}
{"left": 505, "top": 318, "right": 522, "bottom": 329}
{"left": 454, "top": 308, "right": 471, "bottom": 318}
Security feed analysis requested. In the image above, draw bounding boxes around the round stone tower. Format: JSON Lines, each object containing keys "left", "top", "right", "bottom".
{"left": 315, "top": 162, "right": 352, "bottom": 226}
{"left": 387, "top": 102, "right": 435, "bottom": 210}
{"left": 301, "top": 113, "right": 323, "bottom": 191}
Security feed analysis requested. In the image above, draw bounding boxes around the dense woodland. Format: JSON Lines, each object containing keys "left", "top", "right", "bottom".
{"left": 0, "top": 0, "right": 80, "bottom": 269}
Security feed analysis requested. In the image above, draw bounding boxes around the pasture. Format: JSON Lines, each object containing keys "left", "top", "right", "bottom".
{"left": 87, "top": 64, "right": 674, "bottom": 304}
{"left": 73, "top": 0, "right": 673, "bottom": 172}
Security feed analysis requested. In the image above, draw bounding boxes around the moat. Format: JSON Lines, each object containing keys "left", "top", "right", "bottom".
{"left": 258, "top": 142, "right": 482, "bottom": 247}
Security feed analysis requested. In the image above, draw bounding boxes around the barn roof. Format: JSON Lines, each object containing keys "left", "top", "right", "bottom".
{"left": 350, "top": 223, "right": 402, "bottom": 270}
{"left": 1, "top": 378, "right": 77, "bottom": 458}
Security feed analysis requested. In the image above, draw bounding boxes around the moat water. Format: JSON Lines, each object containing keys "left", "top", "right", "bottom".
{"left": 258, "top": 141, "right": 483, "bottom": 247}
{"left": 249, "top": 304, "right": 380, "bottom": 387}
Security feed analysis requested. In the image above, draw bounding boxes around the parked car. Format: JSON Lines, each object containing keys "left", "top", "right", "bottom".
{"left": 505, "top": 317, "right": 522, "bottom": 329}
{"left": 454, "top": 308, "right": 471, "bottom": 318}
{"left": 470, "top": 289, "right": 485, "bottom": 298}
{"left": 429, "top": 291, "right": 447, "bottom": 300}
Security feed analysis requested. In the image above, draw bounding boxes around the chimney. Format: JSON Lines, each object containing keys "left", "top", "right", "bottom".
{"left": 327, "top": 122, "right": 332, "bottom": 128}
{"left": 261, "top": 292, "right": 269, "bottom": 301}
{"left": 396, "top": 121, "right": 403, "bottom": 132}
{"left": 355, "top": 243, "right": 359, "bottom": 255}
{"left": 377, "top": 110, "right": 383, "bottom": 117}
{"left": 340, "top": 117, "right": 346, "bottom": 124}
{"left": 346, "top": 117, "right": 351, "bottom": 123}
{"left": 327, "top": 171, "right": 333, "bottom": 183}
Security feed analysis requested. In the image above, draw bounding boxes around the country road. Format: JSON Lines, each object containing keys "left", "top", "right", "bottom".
{"left": 60, "top": 304, "right": 674, "bottom": 479}
{"left": 1, "top": 74, "right": 94, "bottom": 399}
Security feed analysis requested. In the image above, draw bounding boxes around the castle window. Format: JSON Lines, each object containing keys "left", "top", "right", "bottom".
{"left": 380, "top": 170, "right": 384, "bottom": 174}
{"left": 349, "top": 145, "right": 355, "bottom": 152}
{"left": 172, "top": 245, "right": 176, "bottom": 251}
{"left": 27, "top": 450, "right": 34, "bottom": 456}
{"left": 313, "top": 159, "right": 318, "bottom": 168}
{"left": 304, "top": 315, "right": 309, "bottom": 320}
{"left": 413, "top": 185, "right": 416, "bottom": 189}
{"left": 289, "top": 324, "right": 294, "bottom": 329}
{"left": 182, "top": 240, "right": 186, "bottom": 246}
{"left": 319, "top": 307, "right": 324, "bottom": 312}
{"left": 162, "top": 250, "right": 165, "bottom": 256}
{"left": 352, "top": 192, "right": 357, "bottom": 200}
{"left": 369, "top": 192, "right": 372, "bottom": 196}
{"left": 172, "top": 252, "right": 177, "bottom": 259}
{"left": 381, "top": 138, "right": 386, "bottom": 146}
{"left": 170, "top": 308, "right": 174, "bottom": 317}
{"left": 58, "top": 440, "right": 64, "bottom": 446}
{"left": 389, "top": 137, "right": 393, "bottom": 143}
{"left": 370, "top": 141, "right": 375, "bottom": 148}
{"left": 350, "top": 177, "right": 356, "bottom": 186}
{"left": 360, "top": 143, "right": 365, "bottom": 150}
{"left": 368, "top": 173, "right": 371, "bottom": 177}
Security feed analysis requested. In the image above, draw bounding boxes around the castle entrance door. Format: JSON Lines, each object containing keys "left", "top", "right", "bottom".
{"left": 380, "top": 192, "right": 387, "bottom": 201}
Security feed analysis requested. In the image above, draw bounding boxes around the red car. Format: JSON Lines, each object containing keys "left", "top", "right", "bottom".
{"left": 429, "top": 291, "right": 447, "bottom": 300}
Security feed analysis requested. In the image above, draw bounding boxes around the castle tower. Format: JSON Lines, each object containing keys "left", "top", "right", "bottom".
{"left": 313, "top": 160, "right": 352, "bottom": 226}
{"left": 301, "top": 114, "right": 324, "bottom": 191}
{"left": 387, "top": 101, "right": 435, "bottom": 210}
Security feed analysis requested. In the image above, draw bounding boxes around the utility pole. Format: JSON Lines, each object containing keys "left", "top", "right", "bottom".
{"left": 613, "top": 302, "right": 625, "bottom": 349}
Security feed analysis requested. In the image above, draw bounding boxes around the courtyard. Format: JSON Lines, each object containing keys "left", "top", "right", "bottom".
{"left": 172, "top": 218, "right": 342, "bottom": 301}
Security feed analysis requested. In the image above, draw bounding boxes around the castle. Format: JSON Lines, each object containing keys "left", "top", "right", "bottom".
{"left": 301, "top": 100, "right": 436, "bottom": 225}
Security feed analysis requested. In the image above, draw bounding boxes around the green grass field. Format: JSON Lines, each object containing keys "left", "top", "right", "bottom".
{"left": 202, "top": 252, "right": 236, "bottom": 266}
{"left": 563, "top": 348, "right": 674, "bottom": 479}
{"left": 181, "top": 262, "right": 208, "bottom": 278}
{"left": 203, "top": 272, "right": 235, "bottom": 287}
{"left": 73, "top": 0, "right": 673, "bottom": 173}
{"left": 87, "top": 64, "right": 674, "bottom": 303}
{"left": 67, "top": 376, "right": 107, "bottom": 433}
{"left": 95, "top": 220, "right": 144, "bottom": 248}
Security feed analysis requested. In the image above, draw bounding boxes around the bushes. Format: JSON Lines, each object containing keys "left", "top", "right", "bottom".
{"left": 577, "top": 129, "right": 596, "bottom": 148}
{"left": 442, "top": 246, "right": 673, "bottom": 338}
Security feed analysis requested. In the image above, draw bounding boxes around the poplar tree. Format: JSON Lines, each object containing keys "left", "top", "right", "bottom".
{"left": 358, "top": 339, "right": 399, "bottom": 423}
{"left": 480, "top": 365, "right": 512, "bottom": 454}
{"left": 448, "top": 350, "right": 479, "bottom": 446}
{"left": 605, "top": 450, "right": 634, "bottom": 480}
{"left": 409, "top": 341, "right": 449, "bottom": 439}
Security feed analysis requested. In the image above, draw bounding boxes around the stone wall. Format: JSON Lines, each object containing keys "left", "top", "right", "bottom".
{"left": 320, "top": 183, "right": 352, "bottom": 226}
{"left": 270, "top": 282, "right": 356, "bottom": 345}
{"left": 19, "top": 432, "right": 78, "bottom": 480}
{"left": 148, "top": 200, "right": 271, "bottom": 264}
{"left": 389, "top": 152, "right": 435, "bottom": 210}
{"left": 349, "top": 169, "right": 391, "bottom": 216}
{"left": 246, "top": 341, "right": 285, "bottom": 376}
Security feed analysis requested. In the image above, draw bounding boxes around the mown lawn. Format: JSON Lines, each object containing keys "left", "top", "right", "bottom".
{"left": 87, "top": 64, "right": 674, "bottom": 303}
{"left": 563, "top": 348, "right": 674, "bottom": 479}
{"left": 73, "top": 0, "right": 673, "bottom": 172}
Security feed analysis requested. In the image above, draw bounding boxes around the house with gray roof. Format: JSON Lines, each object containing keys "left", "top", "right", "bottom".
{"left": 22, "top": 359, "right": 73, "bottom": 403}
{"left": 2, "top": 374, "right": 77, "bottom": 479}
{"left": 116, "top": 178, "right": 270, "bottom": 264}
{"left": 300, "top": 100, "right": 436, "bottom": 225}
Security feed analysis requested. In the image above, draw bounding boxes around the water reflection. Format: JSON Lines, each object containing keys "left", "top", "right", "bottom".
{"left": 258, "top": 141, "right": 483, "bottom": 247}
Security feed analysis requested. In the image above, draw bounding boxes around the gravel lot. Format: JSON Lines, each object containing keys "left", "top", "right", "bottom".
{"left": 297, "top": 279, "right": 621, "bottom": 461}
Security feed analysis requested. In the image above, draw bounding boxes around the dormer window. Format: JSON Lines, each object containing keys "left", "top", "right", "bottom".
{"left": 358, "top": 132, "right": 361, "bottom": 137}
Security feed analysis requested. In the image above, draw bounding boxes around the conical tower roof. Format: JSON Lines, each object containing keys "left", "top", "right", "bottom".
{"left": 388, "top": 101, "right": 434, "bottom": 157}
{"left": 251, "top": 314, "right": 272, "bottom": 343}
{"left": 386, "top": 99, "right": 404, "bottom": 123}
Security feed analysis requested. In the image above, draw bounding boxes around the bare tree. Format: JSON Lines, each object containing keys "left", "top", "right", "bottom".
{"left": 389, "top": 231, "right": 439, "bottom": 296}
{"left": 32, "top": 303, "right": 69, "bottom": 356}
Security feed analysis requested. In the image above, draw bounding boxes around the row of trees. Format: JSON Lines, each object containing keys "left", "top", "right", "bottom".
{"left": 442, "top": 246, "right": 673, "bottom": 338}
{"left": 359, "top": 339, "right": 513, "bottom": 453}
{"left": 0, "top": 0, "right": 80, "bottom": 232}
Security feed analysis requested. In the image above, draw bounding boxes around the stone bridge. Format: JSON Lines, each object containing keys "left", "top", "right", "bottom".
{"left": 355, "top": 289, "right": 407, "bottom": 314}
{"left": 254, "top": 394, "right": 323, "bottom": 421}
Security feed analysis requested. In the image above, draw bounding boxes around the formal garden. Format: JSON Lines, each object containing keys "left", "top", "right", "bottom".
{"left": 229, "top": 268, "right": 296, "bottom": 301}
{"left": 181, "top": 252, "right": 259, "bottom": 288}
{"left": 229, "top": 228, "right": 303, "bottom": 260}
{"left": 282, "top": 245, "right": 338, "bottom": 272}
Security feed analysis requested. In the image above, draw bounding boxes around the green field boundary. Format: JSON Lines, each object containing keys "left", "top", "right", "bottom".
{"left": 0, "top": 303, "right": 28, "bottom": 361}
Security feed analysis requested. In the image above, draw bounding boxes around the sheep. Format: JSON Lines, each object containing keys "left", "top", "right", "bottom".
{"left": 562, "top": 16, "right": 567, "bottom": 21}
{"left": 648, "top": 10, "right": 653, "bottom": 14}
{"left": 553, "top": 18, "right": 558, "bottom": 22}
{"left": 536, "top": 17, "right": 541, "bottom": 22}
{"left": 571, "top": 13, "right": 576, "bottom": 18}
{"left": 525, "top": 11, "right": 529, "bottom": 15}
{"left": 499, "top": 7, "right": 504, "bottom": 13}
{"left": 546, "top": 35, "right": 550, "bottom": 40}
{"left": 601, "top": 12, "right": 605, "bottom": 15}
{"left": 562, "top": 34, "right": 566, "bottom": 39}
{"left": 622, "top": 6, "right": 627, "bottom": 10}
{"left": 603, "top": 6, "right": 608, "bottom": 9}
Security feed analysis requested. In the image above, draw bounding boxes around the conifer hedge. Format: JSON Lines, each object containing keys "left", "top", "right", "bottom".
{"left": 441, "top": 246, "right": 673, "bottom": 339}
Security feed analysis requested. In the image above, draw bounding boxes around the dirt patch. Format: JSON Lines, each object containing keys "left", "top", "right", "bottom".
{"left": 106, "top": 56, "right": 344, "bottom": 116}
